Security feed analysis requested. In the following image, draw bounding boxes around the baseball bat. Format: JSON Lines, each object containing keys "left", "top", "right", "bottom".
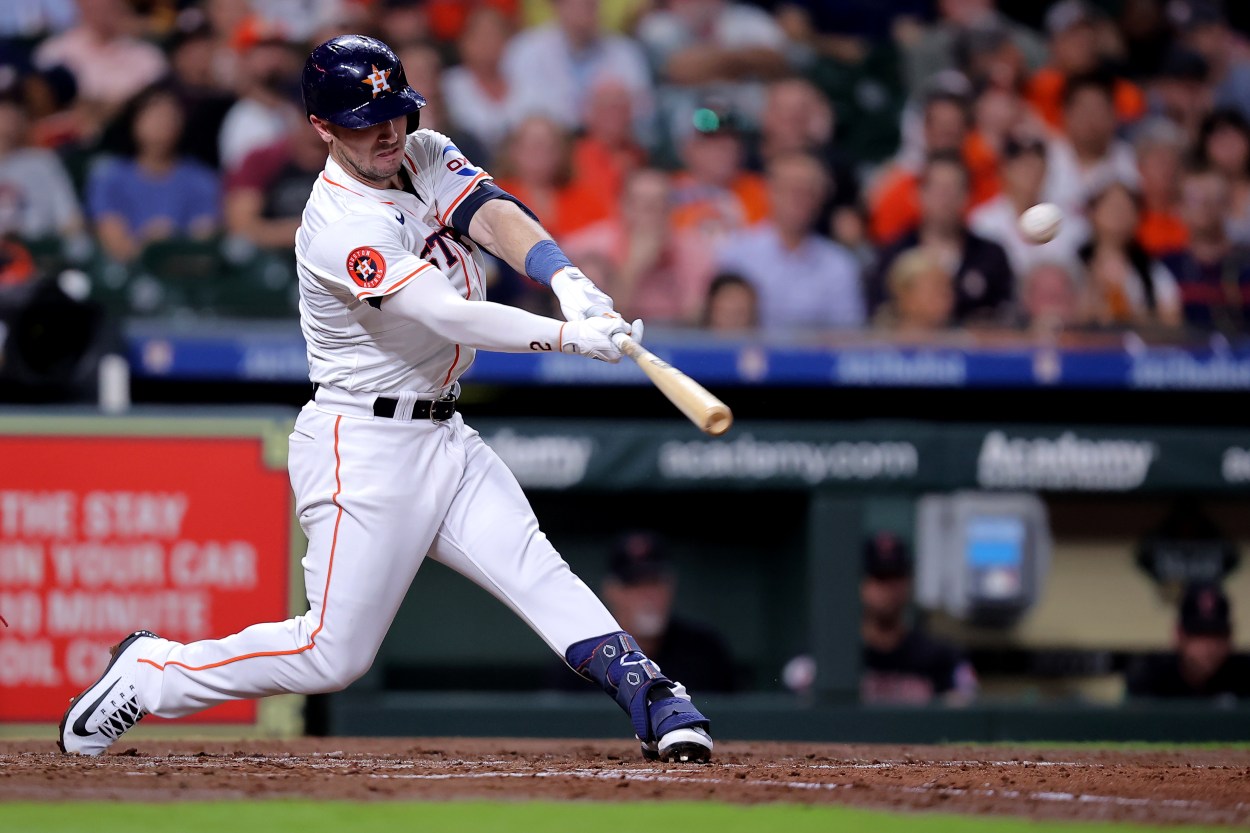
{"left": 612, "top": 333, "right": 733, "bottom": 436}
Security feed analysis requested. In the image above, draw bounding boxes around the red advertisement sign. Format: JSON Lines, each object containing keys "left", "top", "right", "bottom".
{"left": 0, "top": 435, "right": 291, "bottom": 723}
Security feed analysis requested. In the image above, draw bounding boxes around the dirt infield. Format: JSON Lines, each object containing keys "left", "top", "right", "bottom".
{"left": 3, "top": 738, "right": 1250, "bottom": 826}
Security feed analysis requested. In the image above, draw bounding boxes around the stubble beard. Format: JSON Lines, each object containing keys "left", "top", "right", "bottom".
{"left": 335, "top": 145, "right": 403, "bottom": 187}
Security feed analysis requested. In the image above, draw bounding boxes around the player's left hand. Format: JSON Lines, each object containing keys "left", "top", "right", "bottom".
{"left": 551, "top": 266, "right": 613, "bottom": 322}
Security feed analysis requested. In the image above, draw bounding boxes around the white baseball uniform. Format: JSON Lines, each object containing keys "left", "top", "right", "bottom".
{"left": 126, "top": 130, "right": 620, "bottom": 717}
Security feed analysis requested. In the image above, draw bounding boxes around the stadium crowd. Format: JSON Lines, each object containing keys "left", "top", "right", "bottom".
{"left": 3, "top": 0, "right": 1250, "bottom": 338}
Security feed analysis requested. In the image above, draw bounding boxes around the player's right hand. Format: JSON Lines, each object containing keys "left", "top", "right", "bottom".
{"left": 560, "top": 315, "right": 635, "bottom": 363}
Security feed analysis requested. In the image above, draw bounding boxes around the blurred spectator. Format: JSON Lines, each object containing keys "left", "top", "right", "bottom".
{"left": 547, "top": 531, "right": 738, "bottom": 693}
{"left": 670, "top": 107, "right": 768, "bottom": 241}
{"left": 873, "top": 247, "right": 955, "bottom": 336}
{"left": 716, "top": 152, "right": 864, "bottom": 332}
{"left": 1162, "top": 167, "right": 1250, "bottom": 332}
{"left": 224, "top": 120, "right": 326, "bottom": 251}
{"left": 750, "top": 77, "right": 860, "bottom": 241}
{"left": 787, "top": 3, "right": 909, "bottom": 168}
{"left": 970, "top": 63, "right": 1046, "bottom": 158}
{"left": 13, "top": 64, "right": 79, "bottom": 150}
{"left": 970, "top": 132, "right": 1084, "bottom": 280}
{"left": 636, "top": 0, "right": 789, "bottom": 141}
{"left": 0, "top": 95, "right": 84, "bottom": 242}
{"left": 373, "top": 0, "right": 431, "bottom": 48}
{"left": 1117, "top": 0, "right": 1172, "bottom": 79}
{"left": 872, "top": 152, "right": 1014, "bottom": 324}
{"left": 202, "top": 0, "right": 255, "bottom": 91}
{"left": 859, "top": 533, "right": 977, "bottom": 705}
{"left": 492, "top": 114, "right": 611, "bottom": 242}
{"left": 700, "top": 272, "right": 758, "bottom": 332}
{"left": 33, "top": 0, "right": 167, "bottom": 136}
{"left": 571, "top": 75, "right": 648, "bottom": 206}
{"left": 246, "top": 0, "right": 350, "bottom": 44}
{"left": 217, "top": 38, "right": 303, "bottom": 174}
{"left": 1076, "top": 179, "right": 1181, "bottom": 329}
{"left": 520, "top": 0, "right": 643, "bottom": 33}
{"left": 501, "top": 0, "right": 653, "bottom": 140}
{"left": 87, "top": 85, "right": 220, "bottom": 264}
{"left": 1174, "top": 0, "right": 1250, "bottom": 121}
{"left": 1126, "top": 583, "right": 1250, "bottom": 700}
{"left": 868, "top": 88, "right": 999, "bottom": 246}
{"left": 423, "top": 0, "right": 518, "bottom": 44}
{"left": 396, "top": 40, "right": 490, "bottom": 166}
{"left": 1045, "top": 72, "right": 1140, "bottom": 216}
{"left": 903, "top": 0, "right": 1046, "bottom": 98}
{"left": 166, "top": 23, "right": 237, "bottom": 170}
{"left": 0, "top": 237, "right": 37, "bottom": 287}
{"left": 563, "top": 168, "right": 714, "bottom": 324}
{"left": 775, "top": 0, "right": 927, "bottom": 45}
{"left": 1196, "top": 109, "right": 1250, "bottom": 246}
{"left": 1024, "top": 0, "right": 1145, "bottom": 131}
{"left": 782, "top": 532, "right": 978, "bottom": 704}
{"left": 443, "top": 6, "right": 517, "bottom": 159}
{"left": 0, "top": 0, "right": 77, "bottom": 39}
{"left": 1145, "top": 47, "right": 1213, "bottom": 147}
{"left": 1134, "top": 118, "right": 1190, "bottom": 258}
{"left": 1018, "top": 261, "right": 1083, "bottom": 334}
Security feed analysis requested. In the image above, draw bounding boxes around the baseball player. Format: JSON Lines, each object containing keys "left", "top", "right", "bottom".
{"left": 59, "top": 35, "right": 713, "bottom": 764}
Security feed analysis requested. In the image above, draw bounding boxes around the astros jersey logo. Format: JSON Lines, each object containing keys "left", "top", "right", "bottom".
{"left": 362, "top": 65, "right": 392, "bottom": 98}
{"left": 346, "top": 246, "right": 386, "bottom": 288}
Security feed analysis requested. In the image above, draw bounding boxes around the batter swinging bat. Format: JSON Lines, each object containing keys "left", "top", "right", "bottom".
{"left": 612, "top": 333, "right": 733, "bottom": 436}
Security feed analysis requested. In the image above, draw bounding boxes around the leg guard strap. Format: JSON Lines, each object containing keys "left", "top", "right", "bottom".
{"left": 566, "top": 632, "right": 670, "bottom": 741}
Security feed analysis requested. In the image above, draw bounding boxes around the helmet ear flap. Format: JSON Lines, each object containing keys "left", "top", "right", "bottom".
{"left": 405, "top": 109, "right": 421, "bottom": 134}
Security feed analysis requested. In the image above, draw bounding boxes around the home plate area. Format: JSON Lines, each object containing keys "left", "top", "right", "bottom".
{"left": 3, "top": 739, "right": 1249, "bottom": 826}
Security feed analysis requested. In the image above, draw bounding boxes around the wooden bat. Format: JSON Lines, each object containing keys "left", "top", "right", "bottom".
{"left": 612, "top": 333, "right": 733, "bottom": 436}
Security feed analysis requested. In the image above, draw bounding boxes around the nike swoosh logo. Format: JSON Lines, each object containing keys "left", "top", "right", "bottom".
{"left": 71, "top": 678, "right": 119, "bottom": 737}
{"left": 395, "top": 212, "right": 404, "bottom": 225}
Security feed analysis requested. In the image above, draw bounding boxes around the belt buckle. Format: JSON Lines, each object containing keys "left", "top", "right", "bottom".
{"left": 430, "top": 394, "right": 455, "bottom": 424}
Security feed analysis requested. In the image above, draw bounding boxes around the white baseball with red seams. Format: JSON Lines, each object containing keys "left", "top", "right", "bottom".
{"left": 126, "top": 130, "right": 622, "bottom": 717}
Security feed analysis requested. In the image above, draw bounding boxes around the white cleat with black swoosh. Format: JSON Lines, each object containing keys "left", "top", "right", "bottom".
{"left": 58, "top": 631, "right": 160, "bottom": 756}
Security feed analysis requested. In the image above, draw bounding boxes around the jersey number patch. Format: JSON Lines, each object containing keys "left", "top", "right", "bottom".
{"left": 347, "top": 246, "right": 387, "bottom": 288}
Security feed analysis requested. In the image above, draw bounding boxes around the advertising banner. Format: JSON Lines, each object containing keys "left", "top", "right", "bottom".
{"left": 0, "top": 432, "right": 291, "bottom": 724}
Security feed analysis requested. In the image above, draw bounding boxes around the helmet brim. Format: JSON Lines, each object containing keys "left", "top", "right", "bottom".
{"left": 325, "top": 87, "right": 427, "bottom": 130}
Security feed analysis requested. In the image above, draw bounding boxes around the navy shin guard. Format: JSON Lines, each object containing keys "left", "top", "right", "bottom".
{"left": 565, "top": 632, "right": 709, "bottom": 742}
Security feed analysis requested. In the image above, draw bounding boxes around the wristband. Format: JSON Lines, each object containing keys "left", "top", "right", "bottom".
{"left": 524, "top": 240, "right": 573, "bottom": 287}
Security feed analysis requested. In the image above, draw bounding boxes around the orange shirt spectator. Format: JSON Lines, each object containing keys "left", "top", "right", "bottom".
{"left": 667, "top": 111, "right": 769, "bottom": 242}
{"left": 570, "top": 76, "right": 648, "bottom": 205}
{"left": 1137, "top": 210, "right": 1190, "bottom": 258}
{"left": 492, "top": 115, "right": 612, "bottom": 240}
{"left": 670, "top": 171, "right": 770, "bottom": 235}
{"left": 869, "top": 132, "right": 1000, "bottom": 246}
{"left": 491, "top": 177, "right": 611, "bottom": 240}
{"left": 425, "top": 0, "right": 519, "bottom": 42}
{"left": 1026, "top": 67, "right": 1146, "bottom": 131}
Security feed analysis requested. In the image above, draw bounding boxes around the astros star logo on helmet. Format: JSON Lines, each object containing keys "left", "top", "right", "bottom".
{"left": 362, "top": 65, "right": 392, "bottom": 98}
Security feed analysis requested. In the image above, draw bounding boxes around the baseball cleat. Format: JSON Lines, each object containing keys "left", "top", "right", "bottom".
{"left": 640, "top": 726, "right": 714, "bottom": 763}
{"left": 58, "top": 630, "right": 160, "bottom": 756}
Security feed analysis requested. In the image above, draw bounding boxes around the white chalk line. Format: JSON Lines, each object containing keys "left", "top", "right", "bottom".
{"left": 112, "top": 762, "right": 1248, "bottom": 817}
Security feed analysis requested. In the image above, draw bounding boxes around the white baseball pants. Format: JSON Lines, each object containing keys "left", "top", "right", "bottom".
{"left": 132, "top": 394, "right": 619, "bottom": 718}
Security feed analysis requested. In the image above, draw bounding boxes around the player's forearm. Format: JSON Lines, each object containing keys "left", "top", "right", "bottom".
{"left": 383, "top": 272, "right": 563, "bottom": 353}
{"left": 467, "top": 198, "right": 550, "bottom": 273}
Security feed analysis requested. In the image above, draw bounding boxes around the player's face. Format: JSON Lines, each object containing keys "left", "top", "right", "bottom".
{"left": 320, "top": 115, "right": 407, "bottom": 187}
{"left": 1178, "top": 633, "right": 1231, "bottom": 685}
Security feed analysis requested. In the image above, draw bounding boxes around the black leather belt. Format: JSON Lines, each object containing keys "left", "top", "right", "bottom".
{"left": 313, "top": 383, "right": 457, "bottom": 421}
{"left": 373, "top": 394, "right": 457, "bottom": 421}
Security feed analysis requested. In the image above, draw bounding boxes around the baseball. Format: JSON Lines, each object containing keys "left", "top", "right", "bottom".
{"left": 1018, "top": 202, "right": 1063, "bottom": 244}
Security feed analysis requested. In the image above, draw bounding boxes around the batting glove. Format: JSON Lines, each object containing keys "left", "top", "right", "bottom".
{"left": 551, "top": 266, "right": 613, "bottom": 322}
{"left": 560, "top": 315, "right": 640, "bottom": 363}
